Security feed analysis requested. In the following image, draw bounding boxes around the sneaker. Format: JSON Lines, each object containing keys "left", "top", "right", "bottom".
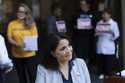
{"left": 99, "top": 74, "right": 104, "bottom": 79}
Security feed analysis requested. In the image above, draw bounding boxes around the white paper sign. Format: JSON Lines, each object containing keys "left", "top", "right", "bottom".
{"left": 23, "top": 36, "right": 38, "bottom": 51}
{"left": 96, "top": 24, "right": 111, "bottom": 32}
{"left": 77, "top": 18, "right": 92, "bottom": 29}
{"left": 56, "top": 20, "right": 66, "bottom": 32}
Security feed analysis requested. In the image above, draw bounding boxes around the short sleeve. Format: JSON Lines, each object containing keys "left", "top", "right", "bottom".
{"left": 7, "top": 22, "right": 13, "bottom": 38}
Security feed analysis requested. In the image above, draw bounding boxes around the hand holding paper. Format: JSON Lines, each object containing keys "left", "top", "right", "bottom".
{"left": 23, "top": 36, "right": 38, "bottom": 51}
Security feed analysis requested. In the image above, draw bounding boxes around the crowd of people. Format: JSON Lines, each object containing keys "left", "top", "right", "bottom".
{"left": 0, "top": 0, "right": 120, "bottom": 83}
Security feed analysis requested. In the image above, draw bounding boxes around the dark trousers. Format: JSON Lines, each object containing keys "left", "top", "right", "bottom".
{"left": 73, "top": 36, "right": 95, "bottom": 61}
{"left": 12, "top": 56, "right": 38, "bottom": 83}
{"left": 0, "top": 66, "right": 9, "bottom": 83}
{"left": 97, "top": 54, "right": 116, "bottom": 76}
{"left": 0, "top": 69, "right": 5, "bottom": 83}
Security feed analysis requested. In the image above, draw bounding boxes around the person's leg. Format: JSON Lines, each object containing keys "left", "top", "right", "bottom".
{"left": 82, "top": 38, "right": 90, "bottom": 61}
{"left": 0, "top": 69, "right": 5, "bottom": 83}
{"left": 75, "top": 37, "right": 89, "bottom": 61}
{"left": 25, "top": 56, "right": 38, "bottom": 83}
{"left": 98, "top": 54, "right": 105, "bottom": 75}
{"left": 73, "top": 37, "right": 83, "bottom": 58}
{"left": 105, "top": 55, "right": 115, "bottom": 76}
{"left": 88, "top": 35, "right": 96, "bottom": 64}
{"left": 97, "top": 54, "right": 107, "bottom": 79}
{"left": 12, "top": 58, "right": 27, "bottom": 83}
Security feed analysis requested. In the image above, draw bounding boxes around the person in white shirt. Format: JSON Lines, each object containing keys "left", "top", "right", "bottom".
{"left": 0, "top": 34, "right": 13, "bottom": 83}
{"left": 95, "top": 8, "right": 120, "bottom": 79}
{"left": 71, "top": 1, "right": 100, "bottom": 66}
{"left": 35, "top": 33, "right": 91, "bottom": 83}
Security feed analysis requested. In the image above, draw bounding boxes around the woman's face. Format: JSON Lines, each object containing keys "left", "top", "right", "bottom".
{"left": 53, "top": 39, "right": 73, "bottom": 63}
{"left": 80, "top": 3, "right": 89, "bottom": 12}
{"left": 17, "top": 6, "right": 26, "bottom": 20}
{"left": 54, "top": 8, "right": 62, "bottom": 17}
{"left": 102, "top": 12, "right": 111, "bottom": 21}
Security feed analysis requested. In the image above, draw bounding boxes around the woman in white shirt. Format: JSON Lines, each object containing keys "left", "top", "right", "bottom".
{"left": 35, "top": 33, "right": 91, "bottom": 83}
{"left": 95, "top": 8, "right": 120, "bottom": 79}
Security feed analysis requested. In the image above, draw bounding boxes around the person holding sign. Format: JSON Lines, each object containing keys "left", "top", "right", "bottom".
{"left": 7, "top": 4, "right": 38, "bottom": 83}
{"left": 48, "top": 5, "right": 67, "bottom": 34}
{"left": 95, "top": 8, "right": 120, "bottom": 79}
{"left": 72, "top": 0, "right": 97, "bottom": 65}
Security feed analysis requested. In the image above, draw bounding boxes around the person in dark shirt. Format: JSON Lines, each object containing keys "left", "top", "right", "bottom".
{"left": 72, "top": 1, "right": 96, "bottom": 65}
{"left": 48, "top": 6, "right": 67, "bottom": 34}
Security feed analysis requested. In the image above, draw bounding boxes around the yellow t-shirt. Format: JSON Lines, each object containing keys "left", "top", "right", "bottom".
{"left": 7, "top": 19, "right": 38, "bottom": 58}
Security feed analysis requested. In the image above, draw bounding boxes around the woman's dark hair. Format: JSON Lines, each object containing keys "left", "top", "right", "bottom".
{"left": 41, "top": 33, "right": 75, "bottom": 70}
{"left": 102, "top": 8, "right": 112, "bottom": 15}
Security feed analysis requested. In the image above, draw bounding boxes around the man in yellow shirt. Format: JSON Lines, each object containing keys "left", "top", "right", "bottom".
{"left": 7, "top": 4, "right": 38, "bottom": 83}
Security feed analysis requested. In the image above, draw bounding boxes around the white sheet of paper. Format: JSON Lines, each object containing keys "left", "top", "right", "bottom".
{"left": 56, "top": 20, "right": 66, "bottom": 32}
{"left": 77, "top": 18, "right": 92, "bottom": 29}
{"left": 23, "top": 36, "right": 38, "bottom": 51}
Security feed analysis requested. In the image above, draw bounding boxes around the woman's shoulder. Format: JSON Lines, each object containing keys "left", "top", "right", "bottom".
{"left": 73, "top": 58, "right": 86, "bottom": 66}
{"left": 8, "top": 19, "right": 19, "bottom": 25}
{"left": 0, "top": 35, "right": 5, "bottom": 45}
{"left": 37, "top": 64, "right": 59, "bottom": 79}
{"left": 48, "top": 16, "right": 56, "bottom": 19}
{"left": 37, "top": 64, "right": 56, "bottom": 73}
{"left": 48, "top": 16, "right": 56, "bottom": 22}
{"left": 37, "top": 64, "right": 47, "bottom": 72}
{"left": 0, "top": 34, "right": 3, "bottom": 39}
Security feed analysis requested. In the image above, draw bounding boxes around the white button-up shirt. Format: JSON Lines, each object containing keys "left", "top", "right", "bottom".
{"left": 95, "top": 19, "right": 120, "bottom": 55}
{"left": 0, "top": 35, "right": 13, "bottom": 67}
